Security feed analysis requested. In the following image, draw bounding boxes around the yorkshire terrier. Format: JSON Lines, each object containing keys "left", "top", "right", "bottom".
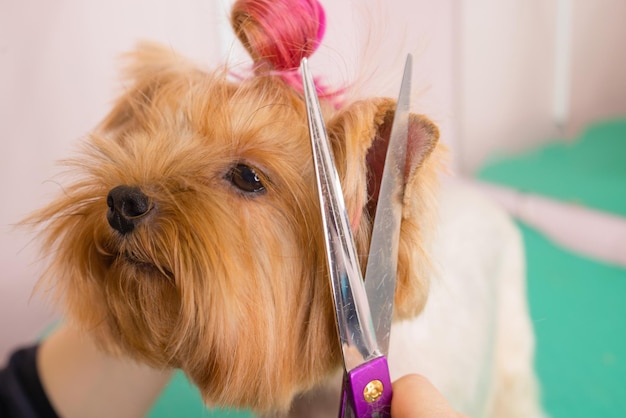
{"left": 28, "top": 0, "right": 545, "bottom": 416}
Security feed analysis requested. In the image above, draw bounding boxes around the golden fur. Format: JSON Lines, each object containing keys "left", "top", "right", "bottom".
{"left": 28, "top": 42, "right": 441, "bottom": 414}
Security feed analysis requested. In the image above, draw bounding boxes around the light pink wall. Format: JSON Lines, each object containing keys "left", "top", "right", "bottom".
{"left": 567, "top": 0, "right": 626, "bottom": 136}
{"left": 459, "top": 0, "right": 626, "bottom": 172}
{"left": 458, "top": 0, "right": 561, "bottom": 173}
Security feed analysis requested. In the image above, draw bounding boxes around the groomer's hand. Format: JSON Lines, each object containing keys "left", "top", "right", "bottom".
{"left": 391, "top": 374, "right": 468, "bottom": 417}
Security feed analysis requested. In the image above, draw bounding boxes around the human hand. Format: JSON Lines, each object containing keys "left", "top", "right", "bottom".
{"left": 391, "top": 374, "right": 468, "bottom": 417}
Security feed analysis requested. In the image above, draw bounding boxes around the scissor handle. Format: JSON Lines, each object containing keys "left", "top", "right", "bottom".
{"left": 339, "top": 356, "right": 393, "bottom": 418}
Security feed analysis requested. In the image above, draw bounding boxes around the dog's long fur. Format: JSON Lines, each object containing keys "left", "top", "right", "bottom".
{"left": 28, "top": 0, "right": 545, "bottom": 416}
{"left": 29, "top": 40, "right": 442, "bottom": 412}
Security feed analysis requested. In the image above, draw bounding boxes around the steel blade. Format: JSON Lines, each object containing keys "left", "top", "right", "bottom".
{"left": 364, "top": 54, "right": 412, "bottom": 356}
{"left": 301, "top": 58, "right": 381, "bottom": 372}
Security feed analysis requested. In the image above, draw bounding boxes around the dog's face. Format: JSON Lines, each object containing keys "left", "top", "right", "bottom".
{"left": 32, "top": 44, "right": 440, "bottom": 413}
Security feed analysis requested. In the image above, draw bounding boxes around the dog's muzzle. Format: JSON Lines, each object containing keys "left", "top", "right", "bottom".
{"left": 106, "top": 185, "right": 153, "bottom": 234}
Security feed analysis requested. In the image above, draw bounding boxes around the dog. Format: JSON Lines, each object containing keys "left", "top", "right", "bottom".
{"left": 28, "top": 0, "right": 545, "bottom": 416}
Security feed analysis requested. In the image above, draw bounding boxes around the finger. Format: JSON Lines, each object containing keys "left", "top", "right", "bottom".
{"left": 391, "top": 374, "right": 467, "bottom": 418}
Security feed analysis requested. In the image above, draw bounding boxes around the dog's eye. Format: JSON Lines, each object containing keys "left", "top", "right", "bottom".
{"left": 227, "top": 164, "right": 266, "bottom": 194}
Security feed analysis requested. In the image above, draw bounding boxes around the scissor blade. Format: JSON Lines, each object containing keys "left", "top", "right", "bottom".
{"left": 301, "top": 58, "right": 381, "bottom": 372}
{"left": 364, "top": 54, "right": 412, "bottom": 356}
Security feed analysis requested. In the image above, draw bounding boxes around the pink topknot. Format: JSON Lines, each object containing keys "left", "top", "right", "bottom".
{"left": 231, "top": 0, "right": 326, "bottom": 72}
{"left": 230, "top": 0, "right": 341, "bottom": 103}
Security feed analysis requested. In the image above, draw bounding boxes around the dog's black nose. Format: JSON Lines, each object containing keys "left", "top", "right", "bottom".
{"left": 106, "top": 185, "right": 152, "bottom": 234}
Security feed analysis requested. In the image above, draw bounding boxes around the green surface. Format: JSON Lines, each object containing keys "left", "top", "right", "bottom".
{"left": 480, "top": 118, "right": 626, "bottom": 217}
{"left": 479, "top": 117, "right": 626, "bottom": 417}
{"left": 520, "top": 223, "right": 626, "bottom": 418}
{"left": 147, "top": 370, "right": 252, "bottom": 418}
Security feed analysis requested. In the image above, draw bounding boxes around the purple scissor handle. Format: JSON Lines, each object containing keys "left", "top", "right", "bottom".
{"left": 301, "top": 55, "right": 412, "bottom": 418}
{"left": 340, "top": 356, "right": 393, "bottom": 417}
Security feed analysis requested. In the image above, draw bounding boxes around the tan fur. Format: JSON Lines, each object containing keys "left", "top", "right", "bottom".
{"left": 27, "top": 43, "right": 441, "bottom": 414}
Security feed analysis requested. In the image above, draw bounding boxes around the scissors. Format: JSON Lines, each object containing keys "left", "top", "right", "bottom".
{"left": 300, "top": 55, "right": 412, "bottom": 418}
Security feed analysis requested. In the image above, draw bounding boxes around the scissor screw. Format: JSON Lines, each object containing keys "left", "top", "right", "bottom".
{"left": 363, "top": 379, "right": 384, "bottom": 403}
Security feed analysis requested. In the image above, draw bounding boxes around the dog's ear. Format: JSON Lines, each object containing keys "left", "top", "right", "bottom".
{"left": 327, "top": 98, "right": 439, "bottom": 223}
{"left": 327, "top": 98, "right": 441, "bottom": 318}
{"left": 99, "top": 42, "right": 203, "bottom": 134}
{"left": 364, "top": 99, "right": 439, "bottom": 222}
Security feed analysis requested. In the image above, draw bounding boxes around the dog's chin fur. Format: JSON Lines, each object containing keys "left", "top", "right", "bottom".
{"left": 28, "top": 43, "right": 441, "bottom": 413}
